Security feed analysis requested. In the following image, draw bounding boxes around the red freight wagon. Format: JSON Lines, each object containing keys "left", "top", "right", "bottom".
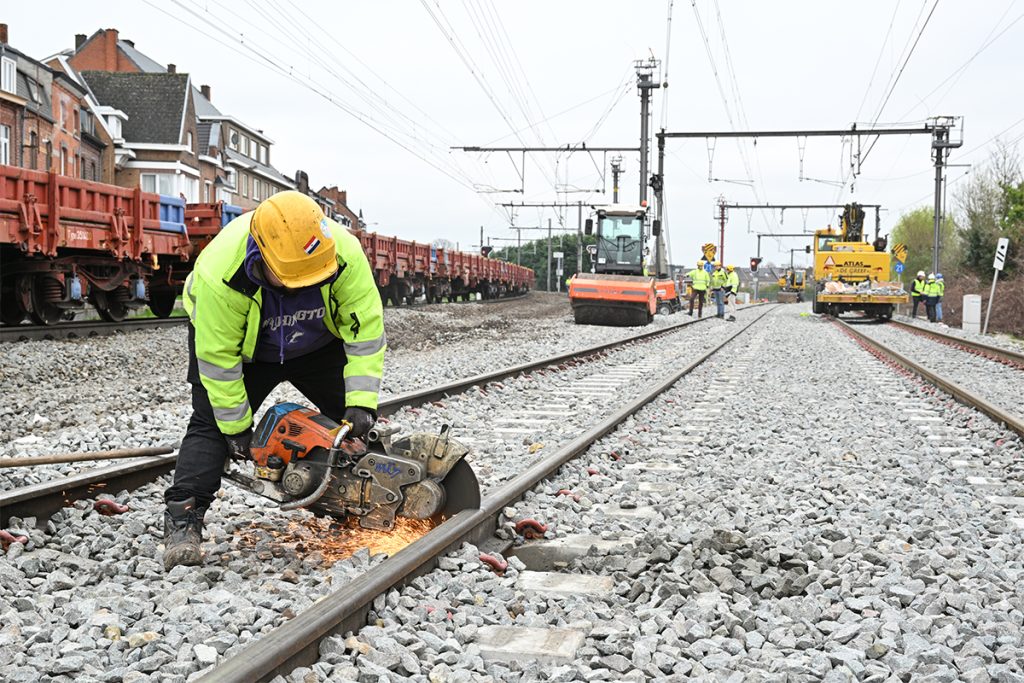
{"left": 0, "top": 165, "right": 191, "bottom": 324}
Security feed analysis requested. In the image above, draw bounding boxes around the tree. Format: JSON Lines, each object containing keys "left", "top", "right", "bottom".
{"left": 890, "top": 208, "right": 959, "bottom": 278}
{"left": 954, "top": 142, "right": 1023, "bottom": 277}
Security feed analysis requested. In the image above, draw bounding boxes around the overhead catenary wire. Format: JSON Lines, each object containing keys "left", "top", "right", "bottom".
{"left": 147, "top": 0, "right": 514, "bottom": 224}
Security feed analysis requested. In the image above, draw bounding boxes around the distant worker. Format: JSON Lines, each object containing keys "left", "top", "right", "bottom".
{"left": 911, "top": 271, "right": 927, "bottom": 318}
{"left": 935, "top": 273, "right": 945, "bottom": 323}
{"left": 924, "top": 273, "right": 939, "bottom": 322}
{"left": 723, "top": 265, "right": 740, "bottom": 321}
{"left": 710, "top": 262, "right": 727, "bottom": 318}
{"left": 687, "top": 260, "right": 710, "bottom": 317}
{"left": 162, "top": 191, "right": 385, "bottom": 571}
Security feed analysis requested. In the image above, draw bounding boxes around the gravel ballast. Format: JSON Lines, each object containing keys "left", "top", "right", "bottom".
{"left": 0, "top": 301, "right": 760, "bottom": 682}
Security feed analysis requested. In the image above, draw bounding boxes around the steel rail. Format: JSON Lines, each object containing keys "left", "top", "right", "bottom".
{"left": 837, "top": 320, "right": 1024, "bottom": 440}
{"left": 197, "top": 305, "right": 778, "bottom": 683}
{"left": 0, "top": 306, "right": 762, "bottom": 526}
{"left": 888, "top": 319, "right": 1024, "bottom": 367}
{"left": 0, "top": 294, "right": 529, "bottom": 342}
{"left": 0, "top": 316, "right": 189, "bottom": 342}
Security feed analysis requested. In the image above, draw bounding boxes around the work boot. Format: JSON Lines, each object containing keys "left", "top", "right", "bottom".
{"left": 163, "top": 498, "right": 204, "bottom": 571}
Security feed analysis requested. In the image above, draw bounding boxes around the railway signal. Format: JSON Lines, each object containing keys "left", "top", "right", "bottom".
{"left": 749, "top": 257, "right": 762, "bottom": 272}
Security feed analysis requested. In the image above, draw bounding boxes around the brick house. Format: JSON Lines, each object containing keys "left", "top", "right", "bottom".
{"left": 316, "top": 185, "right": 364, "bottom": 229}
{"left": 0, "top": 23, "right": 112, "bottom": 180}
{"left": 79, "top": 70, "right": 202, "bottom": 200}
{"left": 61, "top": 28, "right": 293, "bottom": 205}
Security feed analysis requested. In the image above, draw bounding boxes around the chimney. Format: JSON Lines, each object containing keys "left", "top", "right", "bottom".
{"left": 0, "top": 24, "right": 8, "bottom": 45}
{"left": 200, "top": 84, "right": 211, "bottom": 101}
{"left": 104, "top": 28, "right": 118, "bottom": 69}
{"left": 167, "top": 63, "right": 176, "bottom": 74}
{"left": 75, "top": 33, "right": 86, "bottom": 49}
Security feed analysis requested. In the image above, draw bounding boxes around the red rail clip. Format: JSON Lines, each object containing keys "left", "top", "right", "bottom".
{"left": 479, "top": 553, "right": 508, "bottom": 575}
{"left": 587, "top": 466, "right": 600, "bottom": 476}
{"left": 608, "top": 450, "right": 622, "bottom": 461}
{"left": 93, "top": 499, "right": 130, "bottom": 516}
{"left": 0, "top": 530, "right": 29, "bottom": 551}
{"left": 515, "top": 518, "right": 548, "bottom": 539}
{"left": 556, "top": 489, "right": 581, "bottom": 502}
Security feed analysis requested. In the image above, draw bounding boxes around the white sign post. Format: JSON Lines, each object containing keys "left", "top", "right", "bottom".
{"left": 983, "top": 237, "right": 1010, "bottom": 334}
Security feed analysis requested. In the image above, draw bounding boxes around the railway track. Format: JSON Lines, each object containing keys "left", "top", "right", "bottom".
{"left": 0, "top": 305, "right": 763, "bottom": 526}
{"left": 0, "top": 292, "right": 531, "bottom": 343}
{"left": 0, "top": 316, "right": 189, "bottom": 342}
{"left": 193, "top": 305, "right": 778, "bottom": 681}
{"left": 888, "top": 319, "right": 1024, "bottom": 368}
{"left": 5, "top": 305, "right": 1024, "bottom": 681}
{"left": 838, "top": 318, "right": 1024, "bottom": 438}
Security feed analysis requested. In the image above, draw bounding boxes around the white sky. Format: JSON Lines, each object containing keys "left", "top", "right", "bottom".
{"left": 7, "top": 1, "right": 1024, "bottom": 269}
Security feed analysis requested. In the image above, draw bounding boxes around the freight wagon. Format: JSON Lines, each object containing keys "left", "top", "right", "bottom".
{"left": 0, "top": 165, "right": 532, "bottom": 326}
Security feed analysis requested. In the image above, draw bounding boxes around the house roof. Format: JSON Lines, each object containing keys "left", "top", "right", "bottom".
{"left": 224, "top": 148, "right": 293, "bottom": 186}
{"left": 80, "top": 71, "right": 190, "bottom": 144}
{"left": 117, "top": 40, "right": 167, "bottom": 73}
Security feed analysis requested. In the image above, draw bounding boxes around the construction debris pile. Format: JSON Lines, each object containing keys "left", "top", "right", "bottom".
{"left": 822, "top": 280, "right": 907, "bottom": 296}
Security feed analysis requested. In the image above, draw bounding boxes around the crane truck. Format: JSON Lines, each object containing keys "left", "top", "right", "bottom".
{"left": 811, "top": 203, "right": 908, "bottom": 319}
{"left": 568, "top": 203, "right": 657, "bottom": 326}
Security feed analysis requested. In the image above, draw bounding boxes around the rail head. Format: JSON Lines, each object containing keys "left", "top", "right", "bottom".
{"left": 888, "top": 319, "right": 1024, "bottom": 367}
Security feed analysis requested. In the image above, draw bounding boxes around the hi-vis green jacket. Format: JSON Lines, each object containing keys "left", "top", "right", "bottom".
{"left": 183, "top": 214, "right": 386, "bottom": 435}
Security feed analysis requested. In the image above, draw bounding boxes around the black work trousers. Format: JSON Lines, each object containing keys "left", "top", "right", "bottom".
{"left": 164, "top": 326, "right": 348, "bottom": 513}
{"left": 688, "top": 289, "right": 706, "bottom": 317}
{"left": 911, "top": 295, "right": 923, "bottom": 318}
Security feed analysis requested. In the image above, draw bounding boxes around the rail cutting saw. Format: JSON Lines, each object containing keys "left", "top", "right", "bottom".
{"left": 223, "top": 403, "right": 480, "bottom": 530}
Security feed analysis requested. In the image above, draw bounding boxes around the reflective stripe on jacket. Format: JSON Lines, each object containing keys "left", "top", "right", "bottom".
{"left": 911, "top": 278, "right": 926, "bottom": 297}
{"left": 924, "top": 281, "right": 940, "bottom": 297}
{"left": 183, "top": 213, "right": 385, "bottom": 434}
{"left": 687, "top": 268, "right": 710, "bottom": 291}
{"left": 711, "top": 269, "right": 728, "bottom": 289}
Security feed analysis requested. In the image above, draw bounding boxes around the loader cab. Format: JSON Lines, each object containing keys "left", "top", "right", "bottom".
{"left": 585, "top": 205, "right": 646, "bottom": 275}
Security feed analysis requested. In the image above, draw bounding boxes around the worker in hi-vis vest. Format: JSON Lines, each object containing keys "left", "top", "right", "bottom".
{"left": 163, "top": 191, "right": 385, "bottom": 571}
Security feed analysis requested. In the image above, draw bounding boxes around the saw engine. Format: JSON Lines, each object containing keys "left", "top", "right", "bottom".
{"left": 224, "top": 403, "right": 481, "bottom": 530}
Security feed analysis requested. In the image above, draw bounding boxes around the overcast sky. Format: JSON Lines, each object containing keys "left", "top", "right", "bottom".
{"left": 7, "top": 1, "right": 1023, "bottom": 269}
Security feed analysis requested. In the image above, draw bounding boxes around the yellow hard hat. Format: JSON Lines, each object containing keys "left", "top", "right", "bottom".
{"left": 698, "top": 260, "right": 705, "bottom": 267}
{"left": 727, "top": 264, "right": 735, "bottom": 271}
{"left": 250, "top": 191, "right": 338, "bottom": 288}
{"left": 714, "top": 261, "right": 722, "bottom": 267}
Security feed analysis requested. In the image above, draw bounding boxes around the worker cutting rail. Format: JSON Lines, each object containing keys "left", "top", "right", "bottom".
{"left": 162, "top": 191, "right": 479, "bottom": 571}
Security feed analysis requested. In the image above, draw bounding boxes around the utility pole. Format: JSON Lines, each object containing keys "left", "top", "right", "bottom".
{"left": 931, "top": 117, "right": 961, "bottom": 274}
{"left": 753, "top": 232, "right": 815, "bottom": 301}
{"left": 636, "top": 61, "right": 660, "bottom": 208}
{"left": 717, "top": 196, "right": 727, "bottom": 265}
{"left": 546, "top": 218, "right": 552, "bottom": 292}
{"left": 610, "top": 156, "right": 623, "bottom": 203}
{"left": 577, "top": 201, "right": 583, "bottom": 276}
{"left": 479, "top": 226, "right": 484, "bottom": 254}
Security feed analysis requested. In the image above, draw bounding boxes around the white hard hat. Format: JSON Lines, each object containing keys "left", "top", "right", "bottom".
{"left": 927, "top": 272, "right": 935, "bottom": 279}
{"left": 917, "top": 271, "right": 925, "bottom": 277}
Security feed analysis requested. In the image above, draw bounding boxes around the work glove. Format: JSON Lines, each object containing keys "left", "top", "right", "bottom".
{"left": 224, "top": 428, "right": 253, "bottom": 462}
{"left": 342, "top": 407, "right": 376, "bottom": 438}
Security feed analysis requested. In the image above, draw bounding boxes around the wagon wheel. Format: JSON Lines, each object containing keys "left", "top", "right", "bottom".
{"left": 94, "top": 287, "right": 131, "bottom": 322}
{"left": 0, "top": 277, "right": 26, "bottom": 325}
{"left": 29, "top": 275, "right": 64, "bottom": 325}
{"left": 148, "top": 287, "right": 178, "bottom": 318}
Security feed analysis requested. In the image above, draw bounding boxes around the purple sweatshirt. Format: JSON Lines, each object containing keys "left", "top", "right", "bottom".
{"left": 244, "top": 237, "right": 337, "bottom": 363}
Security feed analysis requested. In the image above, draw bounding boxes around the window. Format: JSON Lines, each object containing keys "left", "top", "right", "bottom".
{"left": 225, "top": 168, "right": 237, "bottom": 189}
{"left": 27, "top": 79, "right": 41, "bottom": 103}
{"left": 241, "top": 173, "right": 249, "bottom": 198}
{"left": 81, "top": 110, "right": 95, "bottom": 137}
{"left": 252, "top": 178, "right": 261, "bottom": 201}
{"left": 259, "top": 144, "right": 267, "bottom": 165}
{"left": 140, "top": 173, "right": 175, "bottom": 195}
{"left": 89, "top": 161, "right": 96, "bottom": 181}
{"left": 205, "top": 181, "right": 213, "bottom": 202}
{"left": 0, "top": 58, "right": 14, "bottom": 95}
{"left": 0, "top": 125, "right": 9, "bottom": 165}
{"left": 187, "top": 131, "right": 193, "bottom": 151}
{"left": 243, "top": 136, "right": 250, "bottom": 157}
{"left": 228, "top": 129, "right": 239, "bottom": 151}
{"left": 73, "top": 108, "right": 79, "bottom": 134}
{"left": 60, "top": 146, "right": 68, "bottom": 176}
